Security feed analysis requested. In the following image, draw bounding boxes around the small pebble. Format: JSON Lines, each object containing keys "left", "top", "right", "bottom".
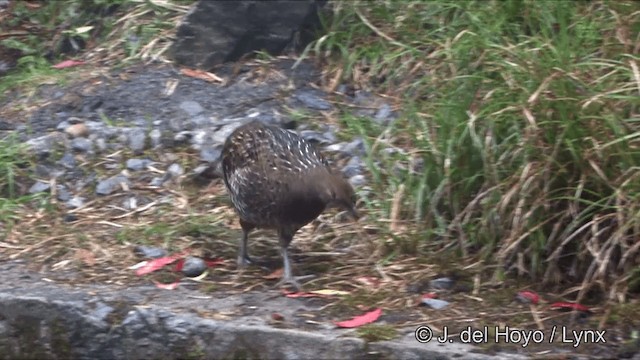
{"left": 63, "top": 213, "right": 78, "bottom": 223}
{"left": 29, "top": 181, "right": 51, "bottom": 194}
{"left": 420, "top": 298, "right": 450, "bottom": 310}
{"left": 126, "top": 158, "right": 152, "bottom": 171}
{"left": 181, "top": 256, "right": 207, "bottom": 277}
{"left": 133, "top": 245, "right": 167, "bottom": 259}
{"left": 70, "top": 137, "right": 93, "bottom": 153}
{"left": 96, "top": 175, "right": 129, "bottom": 196}
{"left": 179, "top": 100, "right": 204, "bottom": 116}
{"left": 429, "top": 277, "right": 455, "bottom": 290}
{"left": 65, "top": 123, "right": 89, "bottom": 138}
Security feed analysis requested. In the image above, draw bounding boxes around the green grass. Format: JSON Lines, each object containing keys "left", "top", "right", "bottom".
{"left": 0, "top": 134, "right": 46, "bottom": 238}
{"left": 307, "top": 0, "right": 640, "bottom": 300}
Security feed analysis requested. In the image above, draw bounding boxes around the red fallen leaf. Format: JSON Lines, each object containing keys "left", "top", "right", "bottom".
{"left": 174, "top": 258, "right": 185, "bottom": 272}
{"left": 203, "top": 258, "right": 225, "bottom": 267}
{"left": 263, "top": 268, "right": 284, "bottom": 280}
{"left": 271, "top": 313, "right": 284, "bottom": 321}
{"left": 136, "top": 256, "right": 180, "bottom": 276}
{"left": 422, "top": 292, "right": 438, "bottom": 299}
{"left": 515, "top": 291, "right": 539, "bottom": 305}
{"left": 334, "top": 308, "right": 383, "bottom": 328}
{"left": 153, "top": 280, "right": 180, "bottom": 290}
{"left": 52, "top": 60, "right": 85, "bottom": 69}
{"left": 549, "top": 302, "right": 591, "bottom": 313}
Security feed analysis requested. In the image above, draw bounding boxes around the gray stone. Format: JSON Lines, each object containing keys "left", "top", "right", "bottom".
{"left": 167, "top": 163, "right": 184, "bottom": 178}
{"left": 94, "top": 138, "right": 108, "bottom": 152}
{"left": 190, "top": 115, "right": 210, "bottom": 127}
{"left": 420, "top": 298, "right": 450, "bottom": 310}
{"left": 374, "top": 102, "right": 395, "bottom": 125}
{"left": 342, "top": 156, "right": 364, "bottom": 178}
{"left": 348, "top": 174, "right": 366, "bottom": 188}
{"left": 96, "top": 175, "right": 130, "bottom": 196}
{"left": 127, "top": 127, "right": 147, "bottom": 154}
{"left": 199, "top": 146, "right": 222, "bottom": 163}
{"left": 29, "top": 181, "right": 51, "bottom": 194}
{"left": 56, "top": 120, "right": 71, "bottom": 131}
{"left": 56, "top": 185, "right": 72, "bottom": 202}
{"left": 149, "top": 128, "right": 162, "bottom": 148}
{"left": 181, "top": 256, "right": 207, "bottom": 277}
{"left": 294, "top": 89, "right": 332, "bottom": 110}
{"left": 134, "top": 245, "right": 167, "bottom": 259}
{"left": 126, "top": 158, "right": 152, "bottom": 171}
{"left": 344, "top": 137, "right": 365, "bottom": 156}
{"left": 211, "top": 122, "right": 245, "bottom": 144}
{"left": 174, "top": 131, "right": 192, "bottom": 143}
{"left": 123, "top": 197, "right": 137, "bottom": 210}
{"left": 57, "top": 152, "right": 77, "bottom": 169}
{"left": 71, "top": 137, "right": 93, "bottom": 153}
{"left": 26, "top": 132, "right": 67, "bottom": 157}
{"left": 179, "top": 100, "right": 204, "bottom": 116}
{"left": 65, "top": 196, "right": 85, "bottom": 209}
{"left": 149, "top": 177, "right": 164, "bottom": 187}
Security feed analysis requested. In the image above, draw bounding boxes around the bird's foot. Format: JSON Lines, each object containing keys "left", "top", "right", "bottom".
{"left": 236, "top": 255, "right": 254, "bottom": 268}
{"left": 275, "top": 274, "right": 315, "bottom": 292}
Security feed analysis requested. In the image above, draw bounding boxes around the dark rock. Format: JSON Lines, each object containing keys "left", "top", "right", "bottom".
{"left": 429, "top": 277, "right": 455, "bottom": 290}
{"left": 63, "top": 213, "right": 78, "bottom": 223}
{"left": 169, "top": 0, "right": 327, "bottom": 69}
{"left": 96, "top": 175, "right": 130, "bottom": 196}
{"left": 133, "top": 245, "right": 167, "bottom": 259}
{"left": 29, "top": 181, "right": 51, "bottom": 194}
{"left": 70, "top": 137, "right": 93, "bottom": 153}
{"left": 126, "top": 158, "right": 152, "bottom": 171}
{"left": 181, "top": 256, "right": 207, "bottom": 277}
{"left": 0, "top": 119, "right": 15, "bottom": 130}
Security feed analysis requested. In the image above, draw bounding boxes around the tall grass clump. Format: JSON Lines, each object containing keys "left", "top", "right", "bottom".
{"left": 310, "top": 0, "right": 640, "bottom": 300}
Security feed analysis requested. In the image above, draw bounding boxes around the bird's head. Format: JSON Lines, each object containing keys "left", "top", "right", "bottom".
{"left": 318, "top": 172, "right": 360, "bottom": 220}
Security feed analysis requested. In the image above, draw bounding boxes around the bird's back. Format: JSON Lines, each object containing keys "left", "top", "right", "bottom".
{"left": 222, "top": 121, "right": 331, "bottom": 228}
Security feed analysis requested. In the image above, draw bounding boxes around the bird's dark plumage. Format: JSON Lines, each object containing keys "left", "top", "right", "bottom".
{"left": 221, "top": 120, "right": 358, "bottom": 290}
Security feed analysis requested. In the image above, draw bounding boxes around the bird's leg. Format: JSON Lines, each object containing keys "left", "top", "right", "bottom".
{"left": 237, "top": 221, "right": 254, "bottom": 268}
{"left": 237, "top": 229, "right": 252, "bottom": 267}
{"left": 275, "top": 231, "right": 303, "bottom": 291}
